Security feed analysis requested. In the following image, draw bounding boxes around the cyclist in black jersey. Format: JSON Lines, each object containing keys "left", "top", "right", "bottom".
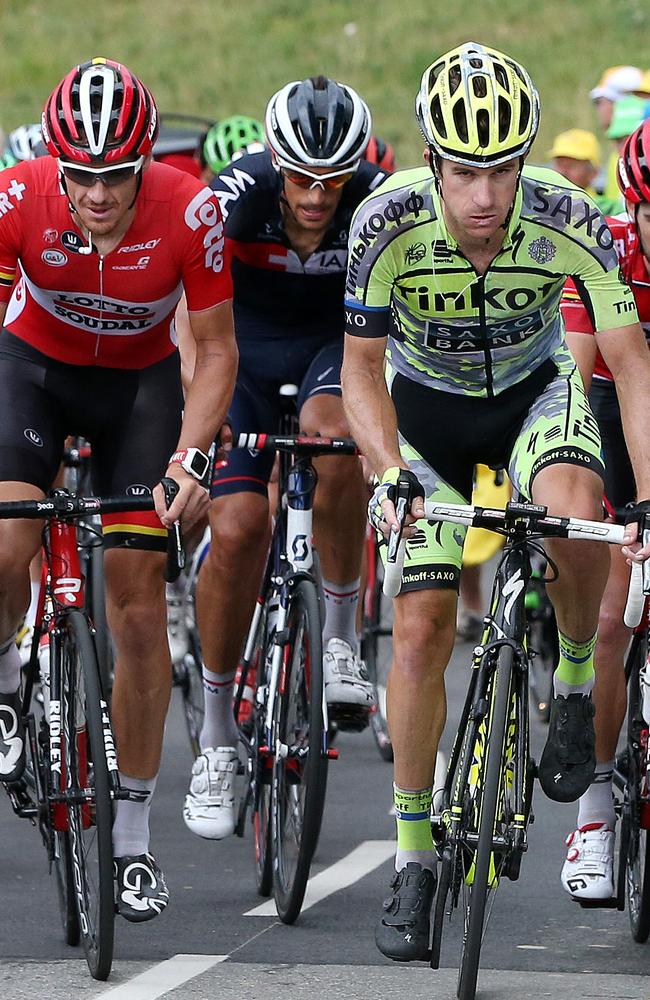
{"left": 181, "top": 77, "right": 387, "bottom": 841}
{"left": 341, "top": 42, "right": 650, "bottom": 962}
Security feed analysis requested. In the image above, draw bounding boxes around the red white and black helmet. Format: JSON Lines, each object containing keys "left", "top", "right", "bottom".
{"left": 364, "top": 135, "right": 396, "bottom": 173}
{"left": 41, "top": 57, "right": 159, "bottom": 164}
{"left": 618, "top": 118, "right": 650, "bottom": 204}
{"left": 265, "top": 76, "right": 371, "bottom": 170}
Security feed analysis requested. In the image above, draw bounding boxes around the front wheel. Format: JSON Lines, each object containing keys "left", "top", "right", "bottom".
{"left": 57, "top": 610, "right": 115, "bottom": 981}
{"left": 457, "top": 646, "right": 514, "bottom": 1000}
{"left": 625, "top": 634, "right": 650, "bottom": 942}
{"left": 271, "top": 578, "right": 328, "bottom": 923}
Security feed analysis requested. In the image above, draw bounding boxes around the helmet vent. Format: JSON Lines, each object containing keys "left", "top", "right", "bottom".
{"left": 494, "top": 64, "right": 509, "bottom": 91}
{"left": 431, "top": 95, "right": 446, "bottom": 138}
{"left": 476, "top": 109, "right": 490, "bottom": 148}
{"left": 518, "top": 92, "right": 531, "bottom": 136}
{"left": 472, "top": 76, "right": 487, "bottom": 99}
{"left": 453, "top": 100, "right": 469, "bottom": 143}
{"left": 449, "top": 65, "right": 462, "bottom": 96}
{"left": 498, "top": 97, "right": 512, "bottom": 141}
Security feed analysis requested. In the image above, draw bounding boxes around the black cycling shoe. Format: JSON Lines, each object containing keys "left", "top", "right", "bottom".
{"left": 0, "top": 689, "right": 26, "bottom": 783}
{"left": 538, "top": 692, "right": 595, "bottom": 802}
{"left": 115, "top": 852, "right": 169, "bottom": 922}
{"left": 375, "top": 862, "right": 436, "bottom": 961}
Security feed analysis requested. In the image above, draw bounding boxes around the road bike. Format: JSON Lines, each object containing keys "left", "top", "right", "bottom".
{"left": 233, "top": 413, "right": 357, "bottom": 923}
{"left": 3, "top": 483, "right": 180, "bottom": 980}
{"left": 384, "top": 485, "right": 625, "bottom": 1000}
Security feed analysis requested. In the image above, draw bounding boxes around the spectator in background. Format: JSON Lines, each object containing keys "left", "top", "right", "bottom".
{"left": 548, "top": 128, "right": 621, "bottom": 215}
{"left": 590, "top": 67, "right": 650, "bottom": 202}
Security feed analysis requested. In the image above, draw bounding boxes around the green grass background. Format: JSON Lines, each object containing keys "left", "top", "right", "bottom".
{"left": 2, "top": 0, "right": 649, "bottom": 168}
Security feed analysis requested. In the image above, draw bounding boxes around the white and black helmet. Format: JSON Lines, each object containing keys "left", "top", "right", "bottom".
{"left": 265, "top": 76, "right": 371, "bottom": 170}
{"left": 7, "top": 123, "right": 46, "bottom": 161}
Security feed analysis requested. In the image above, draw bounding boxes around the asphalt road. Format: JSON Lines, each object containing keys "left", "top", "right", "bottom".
{"left": 2, "top": 631, "right": 650, "bottom": 1000}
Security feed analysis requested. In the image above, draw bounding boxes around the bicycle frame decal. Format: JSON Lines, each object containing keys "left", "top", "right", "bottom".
{"left": 48, "top": 521, "right": 84, "bottom": 609}
{"left": 100, "top": 700, "right": 119, "bottom": 773}
{"left": 49, "top": 698, "right": 62, "bottom": 775}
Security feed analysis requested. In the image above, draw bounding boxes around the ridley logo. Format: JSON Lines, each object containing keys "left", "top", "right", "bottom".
{"left": 41, "top": 249, "right": 68, "bottom": 267}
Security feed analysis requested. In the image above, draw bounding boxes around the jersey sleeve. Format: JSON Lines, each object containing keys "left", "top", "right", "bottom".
{"left": 560, "top": 277, "right": 595, "bottom": 335}
{"left": 565, "top": 204, "right": 637, "bottom": 331}
{"left": 344, "top": 199, "right": 395, "bottom": 339}
{"left": 0, "top": 165, "right": 26, "bottom": 303}
{"left": 180, "top": 185, "right": 233, "bottom": 311}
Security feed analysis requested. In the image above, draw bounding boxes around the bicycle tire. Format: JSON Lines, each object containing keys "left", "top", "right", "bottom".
{"left": 59, "top": 609, "right": 115, "bottom": 981}
{"left": 361, "top": 544, "right": 393, "bottom": 762}
{"left": 431, "top": 847, "right": 452, "bottom": 968}
{"left": 252, "top": 606, "right": 273, "bottom": 896}
{"left": 178, "top": 624, "right": 204, "bottom": 760}
{"left": 625, "top": 633, "right": 650, "bottom": 942}
{"left": 458, "top": 645, "right": 514, "bottom": 1000}
{"left": 87, "top": 542, "right": 113, "bottom": 700}
{"left": 272, "top": 578, "right": 328, "bottom": 923}
{"left": 53, "top": 828, "right": 81, "bottom": 946}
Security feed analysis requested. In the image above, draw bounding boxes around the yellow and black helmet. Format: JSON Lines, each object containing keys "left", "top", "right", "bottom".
{"left": 415, "top": 42, "right": 540, "bottom": 167}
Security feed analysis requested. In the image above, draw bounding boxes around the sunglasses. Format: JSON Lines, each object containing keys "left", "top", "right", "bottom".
{"left": 59, "top": 155, "right": 144, "bottom": 188}
{"left": 280, "top": 164, "right": 357, "bottom": 190}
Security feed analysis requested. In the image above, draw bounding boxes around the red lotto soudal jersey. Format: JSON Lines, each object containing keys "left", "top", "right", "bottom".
{"left": 561, "top": 213, "right": 650, "bottom": 381}
{"left": 0, "top": 157, "right": 232, "bottom": 368}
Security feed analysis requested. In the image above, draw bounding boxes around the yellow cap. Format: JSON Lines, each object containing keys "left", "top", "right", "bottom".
{"left": 548, "top": 129, "right": 601, "bottom": 166}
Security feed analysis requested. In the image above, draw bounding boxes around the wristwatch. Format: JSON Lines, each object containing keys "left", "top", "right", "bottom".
{"left": 168, "top": 447, "right": 210, "bottom": 482}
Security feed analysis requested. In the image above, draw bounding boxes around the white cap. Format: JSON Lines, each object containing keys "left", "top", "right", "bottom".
{"left": 590, "top": 65, "right": 644, "bottom": 103}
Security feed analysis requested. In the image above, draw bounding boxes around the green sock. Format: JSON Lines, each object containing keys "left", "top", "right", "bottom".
{"left": 394, "top": 784, "right": 434, "bottom": 852}
{"left": 553, "top": 629, "right": 597, "bottom": 696}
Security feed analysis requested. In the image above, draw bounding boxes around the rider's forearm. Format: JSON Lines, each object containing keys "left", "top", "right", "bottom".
{"left": 175, "top": 337, "right": 238, "bottom": 455}
{"left": 615, "top": 364, "right": 650, "bottom": 498}
{"left": 341, "top": 363, "right": 403, "bottom": 478}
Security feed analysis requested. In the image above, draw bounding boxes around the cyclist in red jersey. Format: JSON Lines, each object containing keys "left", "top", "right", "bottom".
{"left": 0, "top": 58, "right": 236, "bottom": 921}
{"left": 559, "top": 118, "right": 650, "bottom": 903}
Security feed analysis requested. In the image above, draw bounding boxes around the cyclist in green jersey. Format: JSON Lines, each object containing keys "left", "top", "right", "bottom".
{"left": 341, "top": 41, "right": 650, "bottom": 962}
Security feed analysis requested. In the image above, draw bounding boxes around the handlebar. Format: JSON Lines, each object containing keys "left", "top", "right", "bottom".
{"left": 236, "top": 432, "right": 358, "bottom": 456}
{"left": 383, "top": 498, "right": 629, "bottom": 599}
{"left": 0, "top": 483, "right": 185, "bottom": 584}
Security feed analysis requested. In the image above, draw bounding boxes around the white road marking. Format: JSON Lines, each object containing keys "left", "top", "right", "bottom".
{"left": 100, "top": 954, "right": 228, "bottom": 999}
{"left": 517, "top": 945, "right": 548, "bottom": 950}
{"left": 244, "top": 840, "right": 395, "bottom": 917}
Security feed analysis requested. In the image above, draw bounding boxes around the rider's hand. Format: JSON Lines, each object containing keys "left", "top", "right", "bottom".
{"left": 214, "top": 421, "right": 232, "bottom": 471}
{"left": 154, "top": 467, "right": 210, "bottom": 529}
{"left": 622, "top": 499, "right": 650, "bottom": 564}
{"left": 368, "top": 467, "right": 425, "bottom": 540}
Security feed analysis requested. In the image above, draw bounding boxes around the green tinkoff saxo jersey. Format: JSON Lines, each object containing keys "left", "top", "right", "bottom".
{"left": 344, "top": 164, "right": 637, "bottom": 398}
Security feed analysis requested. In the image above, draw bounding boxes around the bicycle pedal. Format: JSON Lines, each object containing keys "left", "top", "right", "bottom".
{"left": 327, "top": 703, "right": 370, "bottom": 732}
{"left": 576, "top": 896, "right": 618, "bottom": 909}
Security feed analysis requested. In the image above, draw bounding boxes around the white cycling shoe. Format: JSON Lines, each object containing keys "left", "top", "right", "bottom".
{"left": 182, "top": 746, "right": 238, "bottom": 840}
{"left": 561, "top": 823, "right": 615, "bottom": 902}
{"left": 323, "top": 638, "right": 375, "bottom": 707}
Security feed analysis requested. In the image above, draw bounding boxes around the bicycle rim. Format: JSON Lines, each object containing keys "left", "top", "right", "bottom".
{"left": 362, "top": 555, "right": 393, "bottom": 762}
{"left": 53, "top": 828, "right": 81, "bottom": 946}
{"left": 458, "top": 646, "right": 514, "bottom": 1000}
{"left": 626, "top": 635, "right": 650, "bottom": 942}
{"left": 272, "top": 579, "right": 328, "bottom": 923}
{"left": 87, "top": 542, "right": 114, "bottom": 699}
{"left": 181, "top": 623, "right": 204, "bottom": 759}
{"left": 61, "top": 610, "right": 115, "bottom": 980}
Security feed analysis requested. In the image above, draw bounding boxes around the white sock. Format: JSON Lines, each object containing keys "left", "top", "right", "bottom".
{"left": 0, "top": 634, "right": 21, "bottom": 694}
{"left": 322, "top": 578, "right": 360, "bottom": 652}
{"left": 576, "top": 759, "right": 616, "bottom": 830}
{"left": 199, "top": 666, "right": 239, "bottom": 750}
{"left": 395, "top": 848, "right": 436, "bottom": 873}
{"left": 112, "top": 773, "right": 157, "bottom": 857}
{"left": 25, "top": 582, "right": 40, "bottom": 629}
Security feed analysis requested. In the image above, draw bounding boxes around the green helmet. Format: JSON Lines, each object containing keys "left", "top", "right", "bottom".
{"left": 203, "top": 115, "right": 265, "bottom": 174}
{"left": 0, "top": 149, "right": 18, "bottom": 170}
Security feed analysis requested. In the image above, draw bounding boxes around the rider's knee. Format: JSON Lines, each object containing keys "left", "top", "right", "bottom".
{"left": 393, "top": 593, "right": 456, "bottom": 680}
{"left": 208, "top": 492, "right": 269, "bottom": 563}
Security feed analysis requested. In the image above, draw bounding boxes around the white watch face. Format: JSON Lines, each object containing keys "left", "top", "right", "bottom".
{"left": 186, "top": 449, "right": 209, "bottom": 480}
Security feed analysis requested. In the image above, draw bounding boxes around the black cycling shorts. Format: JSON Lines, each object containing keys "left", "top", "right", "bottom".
{"left": 212, "top": 338, "right": 343, "bottom": 499}
{"left": 589, "top": 377, "right": 635, "bottom": 514}
{"left": 0, "top": 331, "right": 183, "bottom": 551}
